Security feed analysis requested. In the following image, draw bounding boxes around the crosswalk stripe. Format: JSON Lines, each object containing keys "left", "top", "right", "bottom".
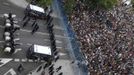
{"left": 21, "top": 59, "right": 27, "bottom": 62}
{"left": 0, "top": 58, "right": 13, "bottom": 68}
{"left": 4, "top": 68, "right": 16, "bottom": 75}
{"left": 28, "top": 59, "right": 33, "bottom": 62}
{"left": 14, "top": 59, "right": 20, "bottom": 62}
{"left": 13, "top": 58, "right": 45, "bottom": 63}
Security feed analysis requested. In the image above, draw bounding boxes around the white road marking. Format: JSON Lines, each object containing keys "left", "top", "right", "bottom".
{"left": 28, "top": 59, "right": 33, "bottom": 62}
{"left": 14, "top": 48, "right": 22, "bottom": 54}
{"left": 56, "top": 46, "right": 62, "bottom": 49}
{"left": 13, "top": 58, "right": 45, "bottom": 63}
{"left": 0, "top": 58, "right": 13, "bottom": 67}
{"left": 3, "top": 2, "right": 10, "bottom": 6}
{"left": 14, "top": 59, "right": 20, "bottom": 62}
{"left": 59, "top": 52, "right": 67, "bottom": 56}
{"left": 0, "top": 41, "right": 4, "bottom": 43}
{"left": 56, "top": 40, "right": 62, "bottom": 43}
{"left": 26, "top": 43, "right": 32, "bottom": 46}
{"left": 21, "top": 59, "right": 27, "bottom": 62}
{"left": 4, "top": 68, "right": 16, "bottom": 75}
{"left": 54, "top": 25, "right": 64, "bottom": 30}
{"left": 44, "top": 39, "right": 62, "bottom": 43}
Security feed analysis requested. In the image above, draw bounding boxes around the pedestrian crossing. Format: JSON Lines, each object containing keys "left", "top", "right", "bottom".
{"left": 13, "top": 58, "right": 46, "bottom": 63}
{"left": 4, "top": 68, "right": 16, "bottom": 75}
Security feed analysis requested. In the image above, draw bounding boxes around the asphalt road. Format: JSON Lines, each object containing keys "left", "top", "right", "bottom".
{"left": 0, "top": 0, "right": 71, "bottom": 75}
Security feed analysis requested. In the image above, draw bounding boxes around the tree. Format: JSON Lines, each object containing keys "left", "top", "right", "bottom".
{"left": 64, "top": 0, "right": 75, "bottom": 14}
{"left": 132, "top": 0, "right": 134, "bottom": 8}
{"left": 83, "top": 0, "right": 118, "bottom": 10}
{"left": 37, "top": 0, "right": 52, "bottom": 7}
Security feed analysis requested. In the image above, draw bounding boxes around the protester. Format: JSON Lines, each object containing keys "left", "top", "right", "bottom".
{"left": 62, "top": 0, "right": 134, "bottom": 75}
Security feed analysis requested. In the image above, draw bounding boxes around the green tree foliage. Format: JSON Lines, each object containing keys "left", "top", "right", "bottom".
{"left": 132, "top": 0, "right": 134, "bottom": 8}
{"left": 64, "top": 0, "right": 75, "bottom": 14}
{"left": 83, "top": 0, "right": 118, "bottom": 10}
{"left": 37, "top": 0, "right": 52, "bottom": 7}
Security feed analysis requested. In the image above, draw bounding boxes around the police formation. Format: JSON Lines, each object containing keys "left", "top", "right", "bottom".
{"left": 22, "top": 1, "right": 63, "bottom": 74}
{"left": 3, "top": 13, "right": 20, "bottom": 54}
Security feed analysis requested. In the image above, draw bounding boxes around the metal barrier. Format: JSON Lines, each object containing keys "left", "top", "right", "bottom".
{"left": 53, "top": 0, "right": 89, "bottom": 75}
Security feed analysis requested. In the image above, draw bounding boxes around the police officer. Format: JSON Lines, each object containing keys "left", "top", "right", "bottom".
{"left": 23, "top": 17, "right": 30, "bottom": 27}
{"left": 56, "top": 66, "right": 62, "bottom": 72}
{"left": 17, "top": 64, "right": 24, "bottom": 72}
{"left": 58, "top": 72, "right": 63, "bottom": 75}
{"left": 31, "top": 19, "right": 37, "bottom": 27}
{"left": 55, "top": 55, "right": 59, "bottom": 62}
{"left": 31, "top": 23, "right": 39, "bottom": 34}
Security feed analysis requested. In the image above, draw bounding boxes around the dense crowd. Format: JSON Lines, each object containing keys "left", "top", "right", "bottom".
{"left": 67, "top": 1, "right": 134, "bottom": 75}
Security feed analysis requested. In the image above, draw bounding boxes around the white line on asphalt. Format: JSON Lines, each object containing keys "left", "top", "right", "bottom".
{"left": 44, "top": 39, "right": 62, "bottom": 43}
{"left": 14, "top": 48, "right": 22, "bottom": 54}
{"left": 4, "top": 68, "right": 16, "bottom": 75}
{"left": 56, "top": 40, "right": 62, "bottom": 43}
{"left": 59, "top": 52, "right": 67, "bottom": 56}
{"left": 14, "top": 59, "right": 20, "bottom": 62}
{"left": 13, "top": 58, "right": 45, "bottom": 63}
{"left": 0, "top": 58, "right": 13, "bottom": 67}
{"left": 56, "top": 46, "right": 62, "bottom": 49}
{"left": 26, "top": 43, "right": 32, "bottom": 46}
{"left": 3, "top": 2, "right": 10, "bottom": 6}
{"left": 0, "top": 41, "right": 4, "bottom": 43}
{"left": 28, "top": 59, "right": 33, "bottom": 62}
{"left": 54, "top": 26, "right": 64, "bottom": 30}
{"left": 21, "top": 59, "right": 27, "bottom": 62}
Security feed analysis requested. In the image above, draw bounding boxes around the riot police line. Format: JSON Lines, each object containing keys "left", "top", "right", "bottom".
{"left": 3, "top": 13, "right": 20, "bottom": 54}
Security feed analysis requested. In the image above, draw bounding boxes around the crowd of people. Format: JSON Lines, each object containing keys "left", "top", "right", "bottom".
{"left": 66, "top": 0, "right": 134, "bottom": 75}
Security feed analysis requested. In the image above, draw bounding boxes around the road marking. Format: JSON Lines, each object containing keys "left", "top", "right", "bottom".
{"left": 14, "top": 59, "right": 20, "bottom": 62}
{"left": 44, "top": 39, "right": 62, "bottom": 44}
{"left": 0, "top": 58, "right": 13, "bottom": 67}
{"left": 13, "top": 58, "right": 45, "bottom": 63}
{"left": 28, "top": 59, "right": 33, "bottom": 62}
{"left": 3, "top": 2, "right": 10, "bottom": 6}
{"left": 59, "top": 52, "right": 67, "bottom": 56}
{"left": 56, "top": 40, "right": 62, "bottom": 43}
{"left": 54, "top": 25, "right": 64, "bottom": 30}
{"left": 56, "top": 46, "right": 62, "bottom": 49}
{"left": 4, "top": 68, "right": 16, "bottom": 75}
{"left": 0, "top": 41, "right": 4, "bottom": 43}
{"left": 21, "top": 59, "right": 27, "bottom": 62}
{"left": 26, "top": 43, "right": 32, "bottom": 46}
{"left": 14, "top": 48, "right": 22, "bottom": 54}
